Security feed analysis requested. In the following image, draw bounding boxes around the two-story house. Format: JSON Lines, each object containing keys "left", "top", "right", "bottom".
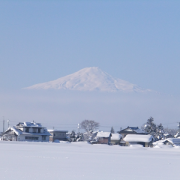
{"left": 1, "top": 122, "right": 51, "bottom": 142}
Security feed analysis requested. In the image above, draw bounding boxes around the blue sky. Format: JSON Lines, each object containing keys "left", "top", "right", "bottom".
{"left": 0, "top": 1, "right": 180, "bottom": 131}
{"left": 1, "top": 0, "right": 180, "bottom": 94}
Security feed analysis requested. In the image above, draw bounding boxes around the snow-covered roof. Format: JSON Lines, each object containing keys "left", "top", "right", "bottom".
{"left": 3, "top": 126, "right": 22, "bottom": 136}
{"left": 134, "top": 128, "right": 145, "bottom": 134}
{"left": 3, "top": 126, "right": 51, "bottom": 136}
{"left": 165, "top": 138, "right": 180, "bottom": 146}
{"left": 124, "top": 134, "right": 153, "bottom": 142}
{"left": 12, "top": 126, "right": 22, "bottom": 135}
{"left": 97, "top": 131, "right": 111, "bottom": 138}
{"left": 111, "top": 133, "right": 122, "bottom": 140}
{"left": 121, "top": 127, "right": 146, "bottom": 134}
{"left": 17, "top": 122, "right": 43, "bottom": 128}
{"left": 48, "top": 129, "right": 68, "bottom": 133}
{"left": 174, "top": 132, "right": 180, "bottom": 138}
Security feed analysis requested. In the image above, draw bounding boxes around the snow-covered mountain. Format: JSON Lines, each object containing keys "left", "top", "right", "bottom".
{"left": 25, "top": 67, "right": 150, "bottom": 92}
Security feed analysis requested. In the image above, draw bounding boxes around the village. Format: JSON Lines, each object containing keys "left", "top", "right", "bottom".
{"left": 1, "top": 117, "right": 180, "bottom": 148}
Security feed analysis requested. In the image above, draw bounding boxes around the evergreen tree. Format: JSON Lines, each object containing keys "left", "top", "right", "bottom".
{"left": 110, "top": 127, "right": 115, "bottom": 133}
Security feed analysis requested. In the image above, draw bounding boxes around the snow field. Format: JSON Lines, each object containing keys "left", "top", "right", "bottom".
{"left": 0, "top": 141, "right": 180, "bottom": 180}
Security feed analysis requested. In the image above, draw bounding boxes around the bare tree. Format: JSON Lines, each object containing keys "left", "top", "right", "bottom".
{"left": 164, "top": 128, "right": 177, "bottom": 136}
{"left": 80, "top": 120, "right": 99, "bottom": 132}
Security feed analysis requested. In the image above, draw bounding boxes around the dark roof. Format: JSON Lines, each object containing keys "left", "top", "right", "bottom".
{"left": 119, "top": 126, "right": 146, "bottom": 134}
{"left": 128, "top": 127, "right": 139, "bottom": 130}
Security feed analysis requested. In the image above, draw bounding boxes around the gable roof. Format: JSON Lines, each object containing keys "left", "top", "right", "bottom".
{"left": 97, "top": 131, "right": 111, "bottom": 138}
{"left": 111, "top": 133, "right": 122, "bottom": 140}
{"left": 48, "top": 129, "right": 68, "bottom": 133}
{"left": 124, "top": 134, "right": 153, "bottom": 143}
{"left": 3, "top": 126, "right": 22, "bottom": 136}
{"left": 16, "top": 122, "right": 43, "bottom": 128}
{"left": 164, "top": 138, "right": 180, "bottom": 146}
{"left": 3, "top": 126, "right": 51, "bottom": 136}
{"left": 119, "top": 127, "right": 146, "bottom": 134}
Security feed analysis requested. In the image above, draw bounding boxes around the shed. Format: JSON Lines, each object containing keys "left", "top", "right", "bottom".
{"left": 92, "top": 131, "right": 111, "bottom": 144}
{"left": 111, "top": 133, "right": 122, "bottom": 145}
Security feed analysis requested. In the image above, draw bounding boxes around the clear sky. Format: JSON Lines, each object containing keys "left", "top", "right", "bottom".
{"left": 0, "top": 1, "right": 180, "bottom": 131}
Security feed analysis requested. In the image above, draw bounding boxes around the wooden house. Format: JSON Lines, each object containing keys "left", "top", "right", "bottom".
{"left": 91, "top": 131, "right": 111, "bottom": 144}
{"left": 1, "top": 122, "right": 50, "bottom": 142}
{"left": 124, "top": 134, "right": 154, "bottom": 147}
{"left": 48, "top": 129, "right": 68, "bottom": 142}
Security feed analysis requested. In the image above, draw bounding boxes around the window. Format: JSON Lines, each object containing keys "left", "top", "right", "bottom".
{"left": 25, "top": 136, "right": 38, "bottom": 140}
{"left": 42, "top": 136, "right": 46, "bottom": 140}
{"left": 38, "top": 128, "right": 41, "bottom": 133}
{"left": 32, "top": 128, "right": 37, "bottom": 133}
{"left": 25, "top": 128, "right": 29, "bottom": 132}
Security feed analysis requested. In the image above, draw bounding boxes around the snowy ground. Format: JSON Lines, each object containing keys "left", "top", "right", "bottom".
{"left": 0, "top": 141, "right": 180, "bottom": 180}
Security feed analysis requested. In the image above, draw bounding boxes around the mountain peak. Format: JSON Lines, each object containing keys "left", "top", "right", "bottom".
{"left": 25, "top": 67, "right": 150, "bottom": 92}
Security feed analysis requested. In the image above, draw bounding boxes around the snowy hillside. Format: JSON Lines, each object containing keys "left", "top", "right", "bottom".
{"left": 26, "top": 67, "right": 150, "bottom": 92}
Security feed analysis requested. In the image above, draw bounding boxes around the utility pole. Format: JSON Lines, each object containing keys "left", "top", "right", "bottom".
{"left": 3, "top": 116, "right": 5, "bottom": 133}
{"left": 7, "top": 119, "right": 10, "bottom": 128}
{"left": 77, "top": 123, "right": 80, "bottom": 133}
{"left": 178, "top": 122, "right": 180, "bottom": 132}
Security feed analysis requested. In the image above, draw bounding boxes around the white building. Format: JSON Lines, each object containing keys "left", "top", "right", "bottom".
{"left": 1, "top": 122, "right": 51, "bottom": 142}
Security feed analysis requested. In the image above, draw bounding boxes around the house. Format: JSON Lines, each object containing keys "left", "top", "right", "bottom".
{"left": 124, "top": 134, "right": 154, "bottom": 147}
{"left": 118, "top": 126, "right": 146, "bottom": 138}
{"left": 1, "top": 122, "right": 50, "bottom": 142}
{"left": 0, "top": 132, "right": 2, "bottom": 140}
{"left": 111, "top": 133, "right": 122, "bottom": 145}
{"left": 162, "top": 138, "right": 180, "bottom": 147}
{"left": 48, "top": 129, "right": 68, "bottom": 142}
{"left": 91, "top": 131, "right": 111, "bottom": 144}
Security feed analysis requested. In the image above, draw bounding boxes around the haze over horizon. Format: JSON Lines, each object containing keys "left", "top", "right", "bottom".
{"left": 0, "top": 1, "right": 180, "bottom": 132}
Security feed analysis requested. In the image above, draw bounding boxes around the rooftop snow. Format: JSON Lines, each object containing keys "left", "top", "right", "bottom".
{"left": 111, "top": 133, "right": 122, "bottom": 140}
{"left": 165, "top": 138, "right": 180, "bottom": 145}
{"left": 17, "top": 122, "right": 43, "bottom": 127}
{"left": 124, "top": 134, "right": 153, "bottom": 142}
{"left": 48, "top": 129, "right": 68, "bottom": 132}
{"left": 97, "top": 131, "right": 111, "bottom": 138}
{"left": 10, "top": 126, "right": 22, "bottom": 136}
